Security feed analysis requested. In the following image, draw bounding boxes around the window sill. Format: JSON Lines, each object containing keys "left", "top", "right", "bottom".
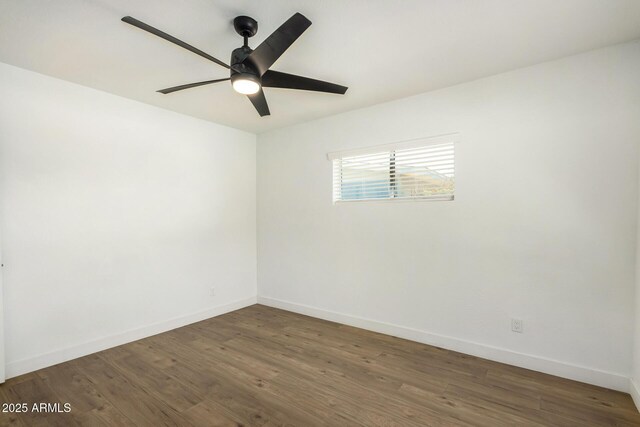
{"left": 333, "top": 195, "right": 454, "bottom": 204}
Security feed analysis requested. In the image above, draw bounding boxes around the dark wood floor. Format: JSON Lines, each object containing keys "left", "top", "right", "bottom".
{"left": 1, "top": 304, "right": 638, "bottom": 426}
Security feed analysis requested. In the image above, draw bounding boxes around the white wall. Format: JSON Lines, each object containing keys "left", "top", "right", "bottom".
{"left": 257, "top": 41, "right": 640, "bottom": 391}
{"left": 0, "top": 62, "right": 257, "bottom": 378}
{"left": 633, "top": 150, "right": 640, "bottom": 405}
{"left": 0, "top": 223, "right": 4, "bottom": 382}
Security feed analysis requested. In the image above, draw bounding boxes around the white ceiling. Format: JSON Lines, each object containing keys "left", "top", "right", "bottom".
{"left": 1, "top": 0, "right": 640, "bottom": 134}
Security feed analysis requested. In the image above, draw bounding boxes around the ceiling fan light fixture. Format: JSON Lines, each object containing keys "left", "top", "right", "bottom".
{"left": 231, "top": 73, "right": 260, "bottom": 95}
{"left": 122, "top": 12, "right": 347, "bottom": 117}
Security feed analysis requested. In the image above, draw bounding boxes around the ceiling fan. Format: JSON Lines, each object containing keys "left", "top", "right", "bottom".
{"left": 121, "top": 13, "right": 348, "bottom": 117}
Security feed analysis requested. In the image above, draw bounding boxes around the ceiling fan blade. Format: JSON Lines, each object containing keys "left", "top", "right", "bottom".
{"left": 247, "top": 89, "right": 270, "bottom": 116}
{"left": 157, "top": 78, "right": 230, "bottom": 94}
{"left": 262, "top": 70, "right": 348, "bottom": 94}
{"left": 243, "top": 13, "right": 311, "bottom": 76}
{"left": 122, "top": 16, "right": 230, "bottom": 70}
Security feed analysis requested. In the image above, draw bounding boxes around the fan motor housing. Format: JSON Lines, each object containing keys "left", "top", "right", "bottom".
{"left": 230, "top": 46, "right": 252, "bottom": 67}
{"left": 230, "top": 46, "right": 260, "bottom": 79}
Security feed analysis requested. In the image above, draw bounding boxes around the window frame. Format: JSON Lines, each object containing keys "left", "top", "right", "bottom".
{"left": 328, "top": 133, "right": 458, "bottom": 204}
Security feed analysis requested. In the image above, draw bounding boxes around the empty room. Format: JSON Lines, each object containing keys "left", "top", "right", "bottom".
{"left": 1, "top": 0, "right": 640, "bottom": 425}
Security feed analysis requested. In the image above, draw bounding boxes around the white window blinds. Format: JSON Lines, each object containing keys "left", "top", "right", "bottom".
{"left": 328, "top": 134, "right": 457, "bottom": 203}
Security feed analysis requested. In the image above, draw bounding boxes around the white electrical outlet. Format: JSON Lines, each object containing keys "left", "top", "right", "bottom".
{"left": 511, "top": 318, "right": 523, "bottom": 333}
{"left": 210, "top": 287, "right": 216, "bottom": 296}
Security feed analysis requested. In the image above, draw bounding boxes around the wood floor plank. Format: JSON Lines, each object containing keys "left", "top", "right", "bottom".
{"left": 221, "top": 324, "right": 452, "bottom": 395}
{"left": 180, "top": 401, "right": 245, "bottom": 427}
{"left": 1, "top": 304, "right": 639, "bottom": 426}
{"left": 73, "top": 354, "right": 189, "bottom": 426}
{"left": 0, "top": 384, "right": 25, "bottom": 427}
{"left": 36, "top": 361, "right": 122, "bottom": 415}
{"left": 486, "top": 368, "right": 636, "bottom": 411}
{"left": 398, "top": 382, "right": 536, "bottom": 427}
{"left": 143, "top": 336, "right": 324, "bottom": 425}
{"left": 443, "top": 382, "right": 579, "bottom": 426}
{"left": 221, "top": 335, "right": 499, "bottom": 426}
{"left": 4, "top": 375, "right": 79, "bottom": 427}
{"left": 72, "top": 403, "right": 134, "bottom": 427}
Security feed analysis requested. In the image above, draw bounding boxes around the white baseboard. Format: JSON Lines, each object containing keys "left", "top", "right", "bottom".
{"left": 258, "top": 296, "right": 629, "bottom": 393}
{"left": 5, "top": 296, "right": 257, "bottom": 379}
{"left": 631, "top": 379, "right": 640, "bottom": 412}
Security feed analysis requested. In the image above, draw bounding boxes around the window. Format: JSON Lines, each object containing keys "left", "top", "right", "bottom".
{"left": 329, "top": 134, "right": 457, "bottom": 203}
